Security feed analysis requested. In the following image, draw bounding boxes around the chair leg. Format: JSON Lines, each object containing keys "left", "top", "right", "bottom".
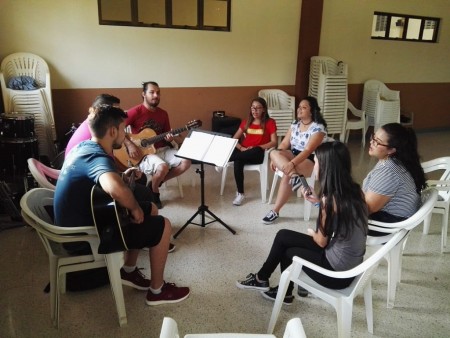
{"left": 220, "top": 165, "right": 229, "bottom": 196}
{"left": 267, "top": 269, "right": 291, "bottom": 334}
{"left": 363, "top": 282, "right": 374, "bottom": 334}
{"left": 49, "top": 258, "right": 58, "bottom": 326}
{"left": 386, "top": 240, "right": 404, "bottom": 308}
{"left": 423, "top": 212, "right": 432, "bottom": 235}
{"left": 260, "top": 168, "right": 267, "bottom": 203}
{"left": 442, "top": 209, "right": 448, "bottom": 252}
{"left": 105, "top": 252, "right": 127, "bottom": 327}
{"left": 268, "top": 174, "right": 279, "bottom": 204}
{"left": 335, "top": 298, "right": 353, "bottom": 338}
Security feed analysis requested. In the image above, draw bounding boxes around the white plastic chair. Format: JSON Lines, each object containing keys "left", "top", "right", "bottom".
{"left": 27, "top": 158, "right": 60, "bottom": 190}
{"left": 20, "top": 188, "right": 127, "bottom": 328}
{"left": 362, "top": 79, "right": 400, "bottom": 132}
{"left": 366, "top": 188, "right": 438, "bottom": 308}
{"left": 258, "top": 89, "right": 295, "bottom": 143}
{"left": 160, "top": 317, "right": 305, "bottom": 338}
{"left": 267, "top": 229, "right": 408, "bottom": 338}
{"left": 0, "top": 52, "right": 57, "bottom": 158}
{"left": 421, "top": 157, "right": 450, "bottom": 252}
{"left": 268, "top": 169, "right": 315, "bottom": 221}
{"left": 343, "top": 101, "right": 367, "bottom": 147}
{"left": 220, "top": 148, "right": 273, "bottom": 203}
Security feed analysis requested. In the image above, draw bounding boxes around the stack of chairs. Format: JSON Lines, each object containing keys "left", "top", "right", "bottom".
{"left": 0, "top": 52, "right": 57, "bottom": 159}
{"left": 308, "top": 56, "right": 348, "bottom": 140}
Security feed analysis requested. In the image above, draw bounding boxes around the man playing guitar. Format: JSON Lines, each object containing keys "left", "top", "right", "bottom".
{"left": 54, "top": 105, "right": 190, "bottom": 305}
{"left": 124, "top": 81, "right": 191, "bottom": 209}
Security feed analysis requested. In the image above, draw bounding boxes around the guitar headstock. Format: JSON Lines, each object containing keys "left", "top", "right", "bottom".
{"left": 186, "top": 120, "right": 202, "bottom": 129}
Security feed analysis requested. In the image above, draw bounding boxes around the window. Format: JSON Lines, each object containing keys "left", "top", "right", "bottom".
{"left": 371, "top": 12, "right": 440, "bottom": 43}
{"left": 98, "top": 0, "right": 231, "bottom": 32}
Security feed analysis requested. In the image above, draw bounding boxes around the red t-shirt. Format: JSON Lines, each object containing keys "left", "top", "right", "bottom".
{"left": 125, "top": 104, "right": 171, "bottom": 149}
{"left": 240, "top": 118, "right": 277, "bottom": 148}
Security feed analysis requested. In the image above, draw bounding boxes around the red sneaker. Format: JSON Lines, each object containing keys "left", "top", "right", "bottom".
{"left": 120, "top": 267, "right": 150, "bottom": 290}
{"left": 146, "top": 282, "right": 190, "bottom": 305}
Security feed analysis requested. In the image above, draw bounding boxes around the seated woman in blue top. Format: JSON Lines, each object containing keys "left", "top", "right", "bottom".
{"left": 363, "top": 123, "right": 427, "bottom": 224}
{"left": 237, "top": 141, "right": 368, "bottom": 304}
{"left": 262, "top": 96, "right": 327, "bottom": 224}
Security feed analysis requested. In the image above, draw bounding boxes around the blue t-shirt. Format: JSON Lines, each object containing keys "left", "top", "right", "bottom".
{"left": 54, "top": 141, "right": 116, "bottom": 228}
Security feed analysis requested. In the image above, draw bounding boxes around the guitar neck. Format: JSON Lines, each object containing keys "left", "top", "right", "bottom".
{"left": 141, "top": 126, "right": 188, "bottom": 147}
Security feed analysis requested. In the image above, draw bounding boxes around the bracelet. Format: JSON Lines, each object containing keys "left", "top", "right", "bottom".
{"left": 314, "top": 202, "right": 320, "bottom": 208}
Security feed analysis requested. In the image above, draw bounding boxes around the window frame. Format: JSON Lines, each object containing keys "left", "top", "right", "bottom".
{"left": 371, "top": 11, "right": 440, "bottom": 43}
{"left": 97, "top": 0, "right": 231, "bottom": 32}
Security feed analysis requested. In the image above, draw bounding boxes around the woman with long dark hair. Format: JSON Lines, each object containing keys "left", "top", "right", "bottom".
{"left": 237, "top": 141, "right": 368, "bottom": 304}
{"left": 363, "top": 123, "right": 426, "bottom": 223}
{"left": 225, "top": 97, "right": 277, "bottom": 206}
{"left": 262, "top": 96, "right": 327, "bottom": 224}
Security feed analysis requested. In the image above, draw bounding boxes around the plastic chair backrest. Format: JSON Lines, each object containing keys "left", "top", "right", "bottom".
{"left": 368, "top": 188, "right": 438, "bottom": 236}
{"left": 27, "top": 158, "right": 60, "bottom": 190}
{"left": 1, "top": 52, "right": 49, "bottom": 87}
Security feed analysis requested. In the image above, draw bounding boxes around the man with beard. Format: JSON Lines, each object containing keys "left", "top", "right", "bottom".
{"left": 124, "top": 81, "right": 191, "bottom": 209}
{"left": 54, "top": 105, "right": 190, "bottom": 305}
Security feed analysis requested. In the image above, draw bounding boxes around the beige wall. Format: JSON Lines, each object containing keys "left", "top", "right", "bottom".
{"left": 320, "top": 0, "right": 449, "bottom": 84}
{"left": 0, "top": 0, "right": 301, "bottom": 88}
{"left": 0, "top": 0, "right": 449, "bottom": 138}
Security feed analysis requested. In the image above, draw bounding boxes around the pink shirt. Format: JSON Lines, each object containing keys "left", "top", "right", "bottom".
{"left": 65, "top": 120, "right": 91, "bottom": 158}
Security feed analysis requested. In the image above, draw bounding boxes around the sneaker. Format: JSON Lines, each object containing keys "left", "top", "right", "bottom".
{"left": 261, "top": 286, "right": 294, "bottom": 305}
{"left": 297, "top": 286, "right": 308, "bottom": 297}
{"left": 262, "top": 210, "right": 279, "bottom": 224}
{"left": 289, "top": 174, "right": 302, "bottom": 192}
{"left": 120, "top": 267, "right": 150, "bottom": 290}
{"left": 236, "top": 273, "right": 270, "bottom": 291}
{"left": 168, "top": 243, "right": 176, "bottom": 253}
{"left": 153, "top": 192, "right": 163, "bottom": 209}
{"left": 146, "top": 282, "right": 190, "bottom": 306}
{"left": 232, "top": 192, "right": 245, "bottom": 206}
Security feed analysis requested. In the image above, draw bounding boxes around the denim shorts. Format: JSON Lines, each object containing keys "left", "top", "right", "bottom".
{"left": 291, "top": 149, "right": 315, "bottom": 162}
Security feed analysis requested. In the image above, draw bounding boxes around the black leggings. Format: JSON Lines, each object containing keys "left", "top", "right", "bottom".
{"left": 229, "top": 146, "right": 265, "bottom": 193}
{"left": 257, "top": 229, "right": 354, "bottom": 296}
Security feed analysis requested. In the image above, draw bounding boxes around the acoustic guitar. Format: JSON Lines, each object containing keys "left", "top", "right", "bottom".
{"left": 90, "top": 172, "right": 136, "bottom": 254}
{"left": 114, "top": 120, "right": 202, "bottom": 167}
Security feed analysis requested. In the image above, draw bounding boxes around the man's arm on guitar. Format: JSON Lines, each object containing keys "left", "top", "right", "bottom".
{"left": 123, "top": 134, "right": 143, "bottom": 160}
{"left": 98, "top": 172, "right": 144, "bottom": 224}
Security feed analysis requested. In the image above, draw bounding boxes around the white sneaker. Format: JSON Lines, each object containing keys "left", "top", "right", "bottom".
{"left": 232, "top": 192, "right": 245, "bottom": 206}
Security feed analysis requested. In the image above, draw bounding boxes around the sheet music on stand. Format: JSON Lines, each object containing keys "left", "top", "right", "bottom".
{"left": 173, "top": 130, "right": 238, "bottom": 238}
{"left": 176, "top": 130, "right": 238, "bottom": 167}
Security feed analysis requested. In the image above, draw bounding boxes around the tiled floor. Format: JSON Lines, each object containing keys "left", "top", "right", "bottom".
{"left": 1, "top": 130, "right": 449, "bottom": 338}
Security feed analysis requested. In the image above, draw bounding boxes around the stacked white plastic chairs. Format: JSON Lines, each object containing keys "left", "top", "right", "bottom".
{"left": 308, "top": 56, "right": 348, "bottom": 140}
{"left": 0, "top": 52, "right": 57, "bottom": 159}
{"left": 362, "top": 79, "right": 400, "bottom": 132}
{"left": 258, "top": 89, "right": 296, "bottom": 143}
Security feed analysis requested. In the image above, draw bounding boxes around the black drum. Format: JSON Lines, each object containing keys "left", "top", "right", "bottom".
{"left": 0, "top": 137, "right": 39, "bottom": 178}
{"left": 0, "top": 113, "right": 35, "bottom": 138}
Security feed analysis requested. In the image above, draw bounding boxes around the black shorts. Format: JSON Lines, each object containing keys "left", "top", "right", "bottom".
{"left": 291, "top": 149, "right": 315, "bottom": 163}
{"left": 122, "top": 214, "right": 165, "bottom": 249}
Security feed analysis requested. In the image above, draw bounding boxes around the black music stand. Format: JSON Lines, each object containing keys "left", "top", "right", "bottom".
{"left": 173, "top": 130, "right": 237, "bottom": 238}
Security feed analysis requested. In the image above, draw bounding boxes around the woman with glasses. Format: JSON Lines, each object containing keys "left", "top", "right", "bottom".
{"left": 225, "top": 97, "right": 277, "bottom": 206}
{"left": 262, "top": 96, "right": 327, "bottom": 224}
{"left": 363, "top": 123, "right": 426, "bottom": 223}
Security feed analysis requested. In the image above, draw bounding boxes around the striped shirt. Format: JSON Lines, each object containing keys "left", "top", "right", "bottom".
{"left": 362, "top": 157, "right": 420, "bottom": 218}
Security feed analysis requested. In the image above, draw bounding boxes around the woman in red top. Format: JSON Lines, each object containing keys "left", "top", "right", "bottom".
{"left": 228, "top": 97, "right": 277, "bottom": 206}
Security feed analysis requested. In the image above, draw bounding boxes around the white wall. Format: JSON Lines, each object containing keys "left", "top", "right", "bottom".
{"left": 320, "top": 0, "right": 450, "bottom": 83}
{"left": 0, "top": 0, "right": 301, "bottom": 89}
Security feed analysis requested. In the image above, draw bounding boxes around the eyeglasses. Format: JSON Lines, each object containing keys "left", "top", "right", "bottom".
{"left": 250, "top": 106, "right": 264, "bottom": 111}
{"left": 370, "top": 133, "right": 389, "bottom": 147}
